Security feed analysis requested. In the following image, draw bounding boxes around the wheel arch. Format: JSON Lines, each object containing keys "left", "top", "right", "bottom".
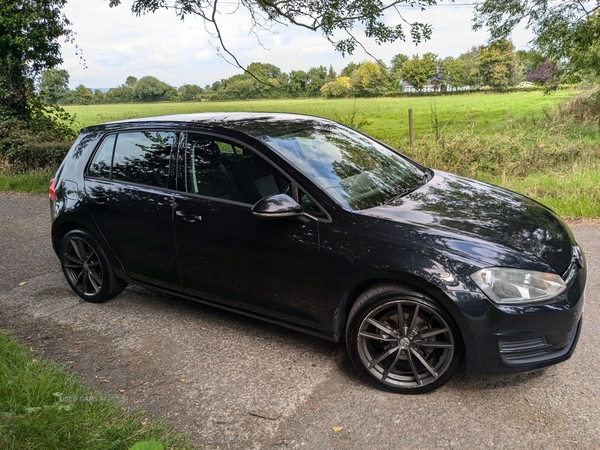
{"left": 52, "top": 220, "right": 87, "bottom": 256}
{"left": 51, "top": 219, "right": 125, "bottom": 279}
{"left": 332, "top": 272, "right": 472, "bottom": 353}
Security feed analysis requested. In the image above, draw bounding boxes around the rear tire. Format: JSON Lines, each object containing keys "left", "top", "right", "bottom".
{"left": 346, "top": 283, "right": 462, "bottom": 394}
{"left": 59, "top": 229, "right": 125, "bottom": 303}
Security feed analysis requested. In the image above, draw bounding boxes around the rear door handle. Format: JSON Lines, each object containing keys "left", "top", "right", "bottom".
{"left": 176, "top": 210, "right": 202, "bottom": 223}
{"left": 90, "top": 193, "right": 110, "bottom": 204}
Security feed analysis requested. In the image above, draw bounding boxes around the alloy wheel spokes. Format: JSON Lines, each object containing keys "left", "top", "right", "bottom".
{"left": 406, "top": 348, "right": 423, "bottom": 386}
{"left": 366, "top": 317, "right": 398, "bottom": 337}
{"left": 87, "top": 269, "right": 102, "bottom": 293}
{"left": 70, "top": 238, "right": 88, "bottom": 261}
{"left": 368, "top": 345, "right": 400, "bottom": 369}
{"left": 397, "top": 302, "right": 407, "bottom": 335}
{"left": 358, "top": 331, "right": 397, "bottom": 342}
{"left": 410, "top": 347, "right": 439, "bottom": 378}
{"left": 382, "top": 348, "right": 403, "bottom": 381}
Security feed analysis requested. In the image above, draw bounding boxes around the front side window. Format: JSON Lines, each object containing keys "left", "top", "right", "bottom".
{"left": 88, "top": 131, "right": 174, "bottom": 188}
{"left": 185, "top": 134, "right": 290, "bottom": 204}
{"left": 260, "top": 122, "right": 426, "bottom": 210}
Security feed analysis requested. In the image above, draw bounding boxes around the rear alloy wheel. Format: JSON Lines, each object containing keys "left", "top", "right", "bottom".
{"left": 346, "top": 284, "right": 462, "bottom": 394}
{"left": 60, "top": 229, "right": 124, "bottom": 303}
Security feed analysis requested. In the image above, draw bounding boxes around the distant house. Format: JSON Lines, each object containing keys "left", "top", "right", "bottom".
{"left": 400, "top": 80, "right": 472, "bottom": 93}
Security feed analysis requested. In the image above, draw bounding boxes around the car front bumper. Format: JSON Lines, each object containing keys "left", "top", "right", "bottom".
{"left": 459, "top": 263, "right": 586, "bottom": 375}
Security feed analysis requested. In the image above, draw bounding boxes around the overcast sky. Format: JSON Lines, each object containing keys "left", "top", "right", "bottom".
{"left": 58, "top": 1, "right": 534, "bottom": 90}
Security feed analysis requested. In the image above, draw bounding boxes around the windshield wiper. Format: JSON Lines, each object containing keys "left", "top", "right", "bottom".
{"left": 384, "top": 169, "right": 433, "bottom": 205}
{"left": 422, "top": 168, "right": 434, "bottom": 184}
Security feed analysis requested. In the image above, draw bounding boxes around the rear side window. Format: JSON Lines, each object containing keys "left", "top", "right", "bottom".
{"left": 88, "top": 131, "right": 175, "bottom": 188}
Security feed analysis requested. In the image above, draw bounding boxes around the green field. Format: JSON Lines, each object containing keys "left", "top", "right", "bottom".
{"left": 65, "top": 91, "right": 577, "bottom": 146}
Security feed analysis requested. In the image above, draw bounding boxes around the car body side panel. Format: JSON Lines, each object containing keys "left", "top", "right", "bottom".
{"left": 84, "top": 179, "right": 180, "bottom": 288}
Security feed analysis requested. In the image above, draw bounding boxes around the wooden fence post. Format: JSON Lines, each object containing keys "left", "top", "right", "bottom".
{"left": 408, "top": 109, "right": 414, "bottom": 151}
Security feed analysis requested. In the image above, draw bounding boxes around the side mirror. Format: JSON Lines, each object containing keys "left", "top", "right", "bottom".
{"left": 252, "top": 194, "right": 303, "bottom": 219}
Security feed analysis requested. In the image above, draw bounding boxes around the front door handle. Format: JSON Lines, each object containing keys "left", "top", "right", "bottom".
{"left": 176, "top": 210, "right": 202, "bottom": 223}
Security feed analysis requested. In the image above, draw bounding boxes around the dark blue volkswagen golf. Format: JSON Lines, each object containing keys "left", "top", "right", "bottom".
{"left": 50, "top": 113, "right": 586, "bottom": 393}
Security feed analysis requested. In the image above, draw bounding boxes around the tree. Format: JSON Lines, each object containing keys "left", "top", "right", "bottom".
{"left": 390, "top": 53, "right": 409, "bottom": 75}
{"left": 178, "top": 84, "right": 204, "bottom": 101}
{"left": 132, "top": 76, "right": 176, "bottom": 102}
{"left": 458, "top": 46, "right": 482, "bottom": 87}
{"left": 441, "top": 57, "right": 467, "bottom": 88}
{"left": 211, "top": 62, "right": 287, "bottom": 100}
{"left": 340, "top": 62, "right": 360, "bottom": 78}
{"left": 125, "top": 76, "right": 138, "bottom": 87}
{"left": 400, "top": 53, "right": 438, "bottom": 91}
{"left": 352, "top": 61, "right": 389, "bottom": 97}
{"left": 475, "top": 39, "right": 518, "bottom": 91}
{"left": 39, "top": 69, "right": 69, "bottom": 104}
{"left": 0, "top": 0, "right": 72, "bottom": 124}
{"left": 320, "top": 76, "right": 352, "bottom": 98}
{"left": 109, "top": 0, "right": 442, "bottom": 80}
{"left": 515, "top": 49, "right": 544, "bottom": 82}
{"left": 526, "top": 60, "right": 562, "bottom": 88}
{"left": 473, "top": 1, "right": 600, "bottom": 78}
{"left": 389, "top": 53, "right": 409, "bottom": 90}
{"left": 305, "top": 66, "right": 328, "bottom": 97}
{"left": 71, "top": 84, "right": 94, "bottom": 105}
{"left": 288, "top": 70, "right": 309, "bottom": 97}
{"left": 92, "top": 89, "right": 105, "bottom": 104}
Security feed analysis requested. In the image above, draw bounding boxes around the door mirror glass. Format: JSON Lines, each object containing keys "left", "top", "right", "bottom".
{"left": 252, "top": 194, "right": 302, "bottom": 219}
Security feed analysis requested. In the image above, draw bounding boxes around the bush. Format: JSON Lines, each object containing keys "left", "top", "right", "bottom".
{"left": 0, "top": 99, "right": 76, "bottom": 174}
{"left": 0, "top": 123, "right": 72, "bottom": 173}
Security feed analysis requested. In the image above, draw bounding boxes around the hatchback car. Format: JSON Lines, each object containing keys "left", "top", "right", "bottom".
{"left": 50, "top": 113, "right": 586, "bottom": 394}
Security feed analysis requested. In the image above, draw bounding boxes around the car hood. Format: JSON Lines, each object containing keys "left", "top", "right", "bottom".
{"left": 354, "top": 170, "right": 574, "bottom": 274}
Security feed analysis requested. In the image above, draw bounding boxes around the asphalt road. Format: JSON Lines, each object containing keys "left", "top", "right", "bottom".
{"left": 1, "top": 191, "right": 598, "bottom": 449}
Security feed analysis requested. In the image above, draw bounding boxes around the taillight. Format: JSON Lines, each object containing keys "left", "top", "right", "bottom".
{"left": 49, "top": 178, "right": 56, "bottom": 200}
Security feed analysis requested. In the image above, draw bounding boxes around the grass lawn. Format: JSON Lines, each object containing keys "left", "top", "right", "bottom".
{"left": 0, "top": 330, "right": 190, "bottom": 450}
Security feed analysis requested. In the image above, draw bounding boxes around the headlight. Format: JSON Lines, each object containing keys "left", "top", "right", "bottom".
{"left": 471, "top": 267, "right": 566, "bottom": 305}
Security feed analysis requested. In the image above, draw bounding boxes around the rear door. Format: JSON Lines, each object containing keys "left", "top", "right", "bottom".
{"left": 84, "top": 130, "right": 180, "bottom": 288}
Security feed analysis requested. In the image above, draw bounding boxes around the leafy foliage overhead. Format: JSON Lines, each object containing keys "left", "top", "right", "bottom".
{"left": 473, "top": 0, "right": 600, "bottom": 77}
{"left": 0, "top": 0, "right": 73, "bottom": 122}
{"left": 108, "top": 0, "right": 440, "bottom": 75}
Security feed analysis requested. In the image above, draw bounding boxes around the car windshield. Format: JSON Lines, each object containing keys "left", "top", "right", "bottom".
{"left": 260, "top": 122, "right": 427, "bottom": 210}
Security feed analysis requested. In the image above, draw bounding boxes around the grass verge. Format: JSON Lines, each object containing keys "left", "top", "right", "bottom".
{"left": 492, "top": 167, "right": 600, "bottom": 218}
{"left": 0, "top": 330, "right": 191, "bottom": 450}
{"left": 0, "top": 168, "right": 54, "bottom": 194}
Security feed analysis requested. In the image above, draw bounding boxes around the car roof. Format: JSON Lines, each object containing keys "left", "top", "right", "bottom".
{"left": 84, "top": 112, "right": 335, "bottom": 140}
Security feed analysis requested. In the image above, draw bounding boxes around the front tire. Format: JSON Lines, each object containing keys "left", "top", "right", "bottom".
{"left": 346, "top": 283, "right": 462, "bottom": 394}
{"left": 59, "top": 229, "right": 125, "bottom": 303}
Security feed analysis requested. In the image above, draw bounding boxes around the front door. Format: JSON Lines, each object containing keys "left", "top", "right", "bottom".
{"left": 173, "top": 133, "right": 320, "bottom": 326}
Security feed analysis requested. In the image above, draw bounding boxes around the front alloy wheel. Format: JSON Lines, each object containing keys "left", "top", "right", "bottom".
{"left": 347, "top": 284, "right": 462, "bottom": 394}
